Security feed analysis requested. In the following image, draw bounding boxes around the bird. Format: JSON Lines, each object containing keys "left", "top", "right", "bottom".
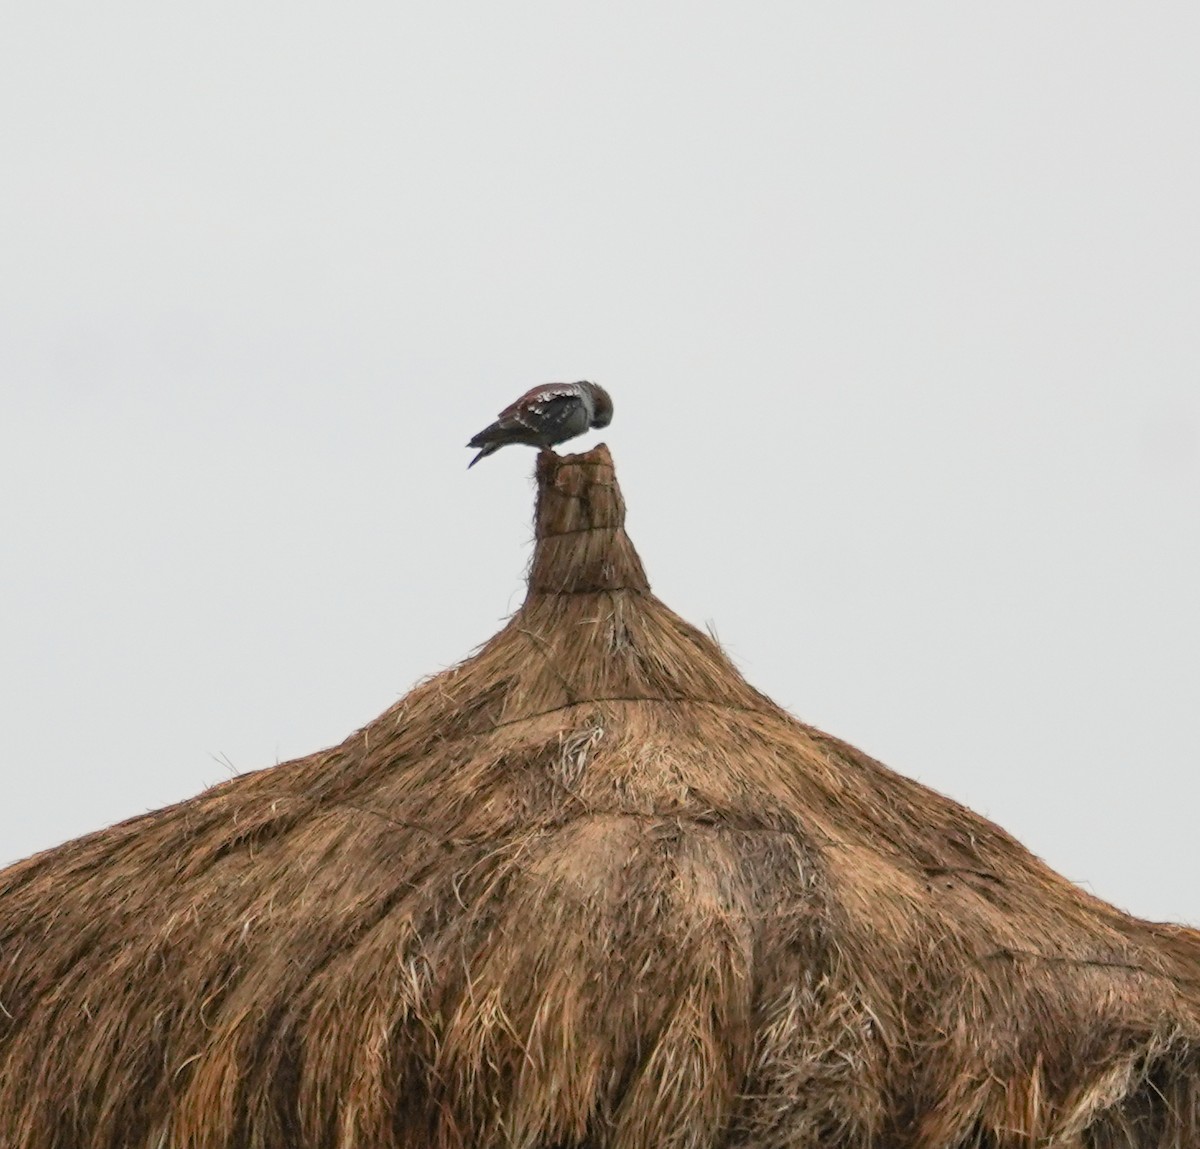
{"left": 466, "top": 381, "right": 613, "bottom": 467}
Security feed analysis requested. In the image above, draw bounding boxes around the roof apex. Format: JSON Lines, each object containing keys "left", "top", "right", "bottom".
{"left": 527, "top": 444, "right": 649, "bottom": 596}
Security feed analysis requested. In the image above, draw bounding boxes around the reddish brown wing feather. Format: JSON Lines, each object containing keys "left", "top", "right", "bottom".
{"left": 497, "top": 384, "right": 582, "bottom": 427}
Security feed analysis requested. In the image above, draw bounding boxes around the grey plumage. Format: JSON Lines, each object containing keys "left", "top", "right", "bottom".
{"left": 467, "top": 381, "right": 613, "bottom": 467}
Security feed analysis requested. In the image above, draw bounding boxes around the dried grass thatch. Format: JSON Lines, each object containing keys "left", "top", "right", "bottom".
{"left": 1, "top": 444, "right": 1198, "bottom": 1149}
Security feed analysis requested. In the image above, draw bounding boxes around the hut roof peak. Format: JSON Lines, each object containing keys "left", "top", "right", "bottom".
{"left": 527, "top": 443, "right": 649, "bottom": 596}
{"left": 2, "top": 443, "right": 1199, "bottom": 1149}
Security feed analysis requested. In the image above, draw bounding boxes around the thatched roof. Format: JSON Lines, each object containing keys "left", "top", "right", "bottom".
{"left": 1, "top": 445, "right": 1198, "bottom": 1149}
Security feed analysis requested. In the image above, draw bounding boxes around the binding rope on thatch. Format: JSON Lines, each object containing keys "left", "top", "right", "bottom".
{"left": 0, "top": 443, "right": 1198, "bottom": 1149}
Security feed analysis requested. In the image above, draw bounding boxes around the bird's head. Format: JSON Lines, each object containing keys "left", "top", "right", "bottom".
{"left": 583, "top": 382, "right": 614, "bottom": 429}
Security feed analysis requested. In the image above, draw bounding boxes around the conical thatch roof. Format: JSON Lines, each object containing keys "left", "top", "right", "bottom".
{"left": 1, "top": 445, "right": 1198, "bottom": 1149}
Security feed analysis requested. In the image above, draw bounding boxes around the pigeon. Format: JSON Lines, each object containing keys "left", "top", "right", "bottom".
{"left": 467, "top": 381, "right": 613, "bottom": 467}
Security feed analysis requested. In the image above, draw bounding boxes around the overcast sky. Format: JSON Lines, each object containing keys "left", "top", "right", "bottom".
{"left": 2, "top": 5, "right": 1197, "bottom": 924}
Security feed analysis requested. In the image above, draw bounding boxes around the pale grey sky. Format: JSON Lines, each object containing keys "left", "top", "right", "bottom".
{"left": 2, "top": 5, "right": 1197, "bottom": 923}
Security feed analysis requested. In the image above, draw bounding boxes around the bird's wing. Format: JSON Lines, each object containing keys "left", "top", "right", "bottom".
{"left": 497, "top": 384, "right": 585, "bottom": 433}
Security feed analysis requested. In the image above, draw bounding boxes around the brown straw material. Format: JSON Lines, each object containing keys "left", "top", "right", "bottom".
{"left": 1, "top": 443, "right": 1197, "bottom": 1148}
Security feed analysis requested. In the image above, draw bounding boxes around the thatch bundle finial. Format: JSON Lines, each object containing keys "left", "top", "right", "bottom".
{"left": 1, "top": 445, "right": 1199, "bottom": 1149}
{"left": 528, "top": 444, "right": 649, "bottom": 595}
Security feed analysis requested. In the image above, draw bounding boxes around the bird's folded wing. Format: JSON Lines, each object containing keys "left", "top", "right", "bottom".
{"left": 503, "top": 392, "right": 583, "bottom": 434}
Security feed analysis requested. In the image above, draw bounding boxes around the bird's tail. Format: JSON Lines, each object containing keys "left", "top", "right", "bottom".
{"left": 467, "top": 441, "right": 503, "bottom": 468}
{"left": 466, "top": 421, "right": 518, "bottom": 467}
